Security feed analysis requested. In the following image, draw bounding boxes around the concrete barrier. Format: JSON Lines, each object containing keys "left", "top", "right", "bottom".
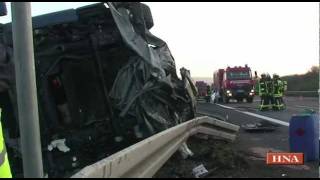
{"left": 285, "top": 91, "right": 318, "bottom": 97}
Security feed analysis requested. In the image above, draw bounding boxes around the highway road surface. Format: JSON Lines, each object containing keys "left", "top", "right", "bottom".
{"left": 195, "top": 96, "right": 319, "bottom": 178}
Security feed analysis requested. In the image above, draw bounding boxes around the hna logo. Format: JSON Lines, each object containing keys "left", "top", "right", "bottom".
{"left": 266, "top": 152, "right": 304, "bottom": 165}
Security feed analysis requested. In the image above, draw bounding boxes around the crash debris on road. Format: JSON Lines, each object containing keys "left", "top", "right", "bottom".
{"left": 242, "top": 120, "right": 279, "bottom": 133}
{"left": 154, "top": 137, "right": 249, "bottom": 178}
{"left": 192, "top": 164, "right": 209, "bottom": 178}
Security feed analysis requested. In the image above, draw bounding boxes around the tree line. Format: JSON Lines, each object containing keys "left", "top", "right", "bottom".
{"left": 281, "top": 66, "right": 319, "bottom": 91}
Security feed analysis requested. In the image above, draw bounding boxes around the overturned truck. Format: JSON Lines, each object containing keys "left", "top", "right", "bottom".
{"left": 0, "top": 2, "right": 197, "bottom": 177}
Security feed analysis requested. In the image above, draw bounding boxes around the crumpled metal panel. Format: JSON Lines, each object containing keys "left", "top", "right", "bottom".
{"left": 107, "top": 2, "right": 197, "bottom": 138}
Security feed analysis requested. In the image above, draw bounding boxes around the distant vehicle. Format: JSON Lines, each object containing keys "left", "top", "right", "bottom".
{"left": 195, "top": 81, "right": 208, "bottom": 97}
{"left": 213, "top": 64, "right": 255, "bottom": 103}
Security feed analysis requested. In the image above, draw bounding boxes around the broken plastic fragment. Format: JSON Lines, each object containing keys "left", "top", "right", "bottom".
{"left": 192, "top": 164, "right": 209, "bottom": 178}
{"left": 134, "top": 125, "right": 143, "bottom": 138}
{"left": 179, "top": 142, "right": 194, "bottom": 159}
{"left": 47, "top": 139, "right": 70, "bottom": 153}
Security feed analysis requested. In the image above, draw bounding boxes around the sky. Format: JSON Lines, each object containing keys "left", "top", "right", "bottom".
{"left": 1, "top": 2, "right": 319, "bottom": 78}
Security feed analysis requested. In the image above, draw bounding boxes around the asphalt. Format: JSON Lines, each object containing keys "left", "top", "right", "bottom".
{"left": 194, "top": 96, "right": 319, "bottom": 178}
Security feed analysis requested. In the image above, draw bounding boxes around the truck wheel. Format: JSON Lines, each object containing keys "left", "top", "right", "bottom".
{"left": 247, "top": 97, "right": 253, "bottom": 103}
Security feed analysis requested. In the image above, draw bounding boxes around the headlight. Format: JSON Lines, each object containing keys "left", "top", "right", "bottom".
{"left": 227, "top": 93, "right": 232, "bottom": 97}
{"left": 251, "top": 89, "right": 254, "bottom": 93}
{"left": 249, "top": 92, "right": 253, "bottom": 96}
{"left": 226, "top": 90, "right": 231, "bottom": 94}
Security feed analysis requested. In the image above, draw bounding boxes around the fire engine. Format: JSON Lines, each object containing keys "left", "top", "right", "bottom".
{"left": 213, "top": 65, "right": 255, "bottom": 103}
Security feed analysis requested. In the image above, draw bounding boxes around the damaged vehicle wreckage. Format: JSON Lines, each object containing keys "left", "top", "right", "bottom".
{"left": 0, "top": 2, "right": 200, "bottom": 177}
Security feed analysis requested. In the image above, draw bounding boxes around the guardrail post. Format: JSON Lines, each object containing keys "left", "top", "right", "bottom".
{"left": 11, "top": 2, "right": 44, "bottom": 178}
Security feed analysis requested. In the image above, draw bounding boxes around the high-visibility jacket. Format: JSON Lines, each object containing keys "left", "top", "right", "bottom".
{"left": 258, "top": 80, "right": 268, "bottom": 96}
{"left": 266, "top": 80, "right": 273, "bottom": 96}
{"left": 283, "top": 80, "right": 288, "bottom": 91}
{"left": 0, "top": 108, "right": 12, "bottom": 178}
{"left": 272, "top": 79, "right": 283, "bottom": 97}
{"left": 273, "top": 79, "right": 287, "bottom": 97}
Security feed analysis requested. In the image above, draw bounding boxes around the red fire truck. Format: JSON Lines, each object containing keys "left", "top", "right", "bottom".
{"left": 195, "top": 81, "right": 208, "bottom": 97}
{"left": 213, "top": 65, "right": 255, "bottom": 103}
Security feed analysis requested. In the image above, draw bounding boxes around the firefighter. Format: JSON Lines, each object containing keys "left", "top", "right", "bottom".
{"left": 279, "top": 76, "right": 287, "bottom": 109}
{"left": 206, "top": 85, "right": 211, "bottom": 102}
{"left": 266, "top": 74, "right": 274, "bottom": 109}
{"left": 272, "top": 74, "right": 285, "bottom": 110}
{"left": 253, "top": 71, "right": 260, "bottom": 94}
{"left": 258, "top": 73, "right": 272, "bottom": 111}
{"left": 0, "top": 43, "right": 12, "bottom": 178}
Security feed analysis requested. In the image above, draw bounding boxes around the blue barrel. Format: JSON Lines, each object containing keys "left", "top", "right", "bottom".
{"left": 289, "top": 112, "right": 319, "bottom": 161}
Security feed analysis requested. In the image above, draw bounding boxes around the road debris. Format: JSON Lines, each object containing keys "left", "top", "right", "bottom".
{"left": 47, "top": 139, "right": 70, "bottom": 153}
{"left": 192, "top": 164, "right": 209, "bottom": 178}
{"left": 179, "top": 142, "right": 194, "bottom": 159}
{"left": 154, "top": 137, "right": 249, "bottom": 178}
{"left": 242, "top": 120, "right": 278, "bottom": 133}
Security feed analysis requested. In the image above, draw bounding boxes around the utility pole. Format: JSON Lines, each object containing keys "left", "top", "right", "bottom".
{"left": 11, "top": 2, "right": 44, "bottom": 178}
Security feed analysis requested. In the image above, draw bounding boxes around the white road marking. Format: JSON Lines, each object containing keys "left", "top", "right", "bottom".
{"left": 216, "top": 104, "right": 289, "bottom": 127}
{"left": 239, "top": 111, "right": 289, "bottom": 127}
{"left": 216, "top": 103, "right": 320, "bottom": 140}
{"left": 216, "top": 104, "right": 236, "bottom": 110}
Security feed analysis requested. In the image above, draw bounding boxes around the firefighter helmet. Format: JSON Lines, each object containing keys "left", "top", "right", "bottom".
{"left": 273, "top": 73, "right": 280, "bottom": 79}
{"left": 266, "top": 73, "right": 271, "bottom": 81}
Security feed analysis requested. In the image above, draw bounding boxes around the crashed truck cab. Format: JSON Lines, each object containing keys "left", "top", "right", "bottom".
{"left": 0, "top": 2, "right": 197, "bottom": 177}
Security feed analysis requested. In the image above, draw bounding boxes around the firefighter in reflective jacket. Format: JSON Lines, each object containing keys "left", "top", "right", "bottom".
{"left": 258, "top": 73, "right": 272, "bottom": 111}
{"left": 0, "top": 109, "right": 11, "bottom": 178}
{"left": 272, "top": 74, "right": 285, "bottom": 110}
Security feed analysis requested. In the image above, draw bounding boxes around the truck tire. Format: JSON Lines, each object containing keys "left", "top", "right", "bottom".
{"left": 247, "top": 97, "right": 253, "bottom": 103}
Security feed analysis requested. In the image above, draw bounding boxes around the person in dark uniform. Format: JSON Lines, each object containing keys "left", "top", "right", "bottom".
{"left": 0, "top": 42, "right": 13, "bottom": 178}
{"left": 272, "top": 74, "right": 285, "bottom": 110}
{"left": 258, "top": 73, "right": 272, "bottom": 111}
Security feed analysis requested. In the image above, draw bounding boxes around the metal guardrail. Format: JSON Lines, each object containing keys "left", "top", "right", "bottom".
{"left": 71, "top": 116, "right": 240, "bottom": 178}
{"left": 197, "top": 111, "right": 227, "bottom": 121}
